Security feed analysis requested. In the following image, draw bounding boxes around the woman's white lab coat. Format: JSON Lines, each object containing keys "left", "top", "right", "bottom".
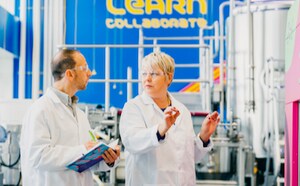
{"left": 20, "top": 88, "right": 113, "bottom": 186}
{"left": 120, "top": 92, "right": 212, "bottom": 186}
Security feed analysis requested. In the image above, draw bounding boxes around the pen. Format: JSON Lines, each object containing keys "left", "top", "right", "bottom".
{"left": 89, "top": 130, "right": 96, "bottom": 142}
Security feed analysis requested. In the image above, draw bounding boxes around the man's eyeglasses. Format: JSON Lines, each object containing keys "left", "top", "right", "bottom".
{"left": 71, "top": 65, "right": 89, "bottom": 72}
{"left": 140, "top": 71, "right": 164, "bottom": 79}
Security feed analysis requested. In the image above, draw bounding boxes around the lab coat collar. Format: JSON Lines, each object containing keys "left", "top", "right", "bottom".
{"left": 141, "top": 91, "right": 155, "bottom": 105}
{"left": 50, "top": 87, "right": 78, "bottom": 106}
{"left": 46, "top": 88, "right": 63, "bottom": 104}
{"left": 46, "top": 88, "right": 79, "bottom": 124}
{"left": 141, "top": 91, "right": 176, "bottom": 107}
{"left": 141, "top": 91, "right": 182, "bottom": 128}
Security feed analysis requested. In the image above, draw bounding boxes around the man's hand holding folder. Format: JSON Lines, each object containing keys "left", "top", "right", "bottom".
{"left": 85, "top": 131, "right": 120, "bottom": 166}
{"left": 67, "top": 134, "right": 120, "bottom": 173}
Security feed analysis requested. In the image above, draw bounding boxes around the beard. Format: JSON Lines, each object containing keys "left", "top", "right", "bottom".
{"left": 78, "top": 81, "right": 88, "bottom": 90}
{"left": 74, "top": 75, "right": 89, "bottom": 90}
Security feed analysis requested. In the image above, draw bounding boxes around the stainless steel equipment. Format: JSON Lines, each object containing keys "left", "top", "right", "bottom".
{"left": 79, "top": 104, "right": 119, "bottom": 185}
{"left": 0, "top": 99, "right": 33, "bottom": 186}
{"left": 226, "top": 1, "right": 290, "bottom": 185}
{"left": 192, "top": 113, "right": 253, "bottom": 186}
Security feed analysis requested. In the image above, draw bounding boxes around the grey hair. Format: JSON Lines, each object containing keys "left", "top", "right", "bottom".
{"left": 141, "top": 51, "right": 175, "bottom": 82}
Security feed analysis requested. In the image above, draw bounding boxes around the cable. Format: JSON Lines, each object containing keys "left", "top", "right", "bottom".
{"left": 16, "top": 172, "right": 21, "bottom": 186}
{"left": 0, "top": 150, "right": 20, "bottom": 168}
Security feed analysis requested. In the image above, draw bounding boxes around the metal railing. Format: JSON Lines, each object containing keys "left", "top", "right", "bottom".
{"left": 58, "top": 44, "right": 211, "bottom": 112}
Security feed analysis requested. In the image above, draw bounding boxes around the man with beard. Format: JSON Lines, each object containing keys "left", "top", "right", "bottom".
{"left": 20, "top": 49, "right": 120, "bottom": 186}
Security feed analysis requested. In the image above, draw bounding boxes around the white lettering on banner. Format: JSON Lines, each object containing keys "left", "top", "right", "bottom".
{"left": 106, "top": 0, "right": 207, "bottom": 15}
{"left": 106, "top": 18, "right": 207, "bottom": 29}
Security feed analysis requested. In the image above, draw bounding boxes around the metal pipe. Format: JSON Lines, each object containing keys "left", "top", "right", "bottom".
{"left": 238, "top": 140, "right": 245, "bottom": 186}
{"left": 200, "top": 21, "right": 220, "bottom": 59}
{"left": 206, "top": 49, "right": 211, "bottom": 112}
{"left": 57, "top": 44, "right": 210, "bottom": 49}
{"left": 57, "top": 0, "right": 64, "bottom": 47}
{"left": 52, "top": 0, "right": 64, "bottom": 53}
{"left": 126, "top": 67, "right": 132, "bottom": 101}
{"left": 175, "top": 64, "right": 200, "bottom": 68}
{"left": 233, "top": 0, "right": 293, "bottom": 13}
{"left": 62, "top": 0, "right": 66, "bottom": 43}
{"left": 44, "top": 0, "right": 65, "bottom": 91}
{"left": 243, "top": 0, "right": 255, "bottom": 158}
{"left": 209, "top": 39, "right": 214, "bottom": 88}
{"left": 225, "top": 0, "right": 245, "bottom": 186}
{"left": 219, "top": 0, "right": 244, "bottom": 121}
{"left": 171, "top": 79, "right": 209, "bottom": 83}
{"left": 217, "top": 123, "right": 239, "bottom": 127}
{"left": 32, "top": 0, "right": 41, "bottom": 100}
{"left": 213, "top": 142, "right": 243, "bottom": 148}
{"left": 105, "top": 47, "right": 110, "bottom": 112}
{"left": 49, "top": 0, "right": 53, "bottom": 53}
{"left": 144, "top": 36, "right": 201, "bottom": 40}
{"left": 198, "top": 30, "right": 213, "bottom": 112}
{"left": 199, "top": 28, "right": 205, "bottom": 111}
{"left": 251, "top": 0, "right": 293, "bottom": 3}
{"left": 214, "top": 21, "right": 220, "bottom": 55}
{"left": 47, "top": 0, "right": 54, "bottom": 89}
{"left": 259, "top": 64, "right": 269, "bottom": 165}
{"left": 265, "top": 58, "right": 282, "bottom": 185}
{"left": 19, "top": 0, "right": 27, "bottom": 99}
{"left": 247, "top": 0, "right": 255, "bottom": 113}
{"left": 89, "top": 79, "right": 210, "bottom": 83}
{"left": 264, "top": 57, "right": 271, "bottom": 186}
{"left": 144, "top": 35, "right": 225, "bottom": 42}
{"left": 211, "top": 137, "right": 231, "bottom": 141}
{"left": 89, "top": 79, "right": 140, "bottom": 83}
{"left": 46, "top": 0, "right": 54, "bottom": 89}
{"left": 43, "top": 0, "right": 49, "bottom": 92}
{"left": 272, "top": 92, "right": 281, "bottom": 182}
{"left": 196, "top": 180, "right": 238, "bottom": 185}
{"left": 219, "top": 1, "right": 230, "bottom": 121}
{"left": 226, "top": 0, "right": 235, "bottom": 121}
{"left": 244, "top": 5, "right": 255, "bottom": 184}
{"left": 204, "top": 36, "right": 225, "bottom": 40}
{"left": 153, "top": 38, "right": 160, "bottom": 52}
{"left": 270, "top": 59, "right": 280, "bottom": 175}
{"left": 138, "top": 28, "right": 144, "bottom": 94}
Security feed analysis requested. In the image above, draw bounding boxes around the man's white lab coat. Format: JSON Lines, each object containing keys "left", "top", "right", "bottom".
{"left": 20, "top": 88, "right": 113, "bottom": 186}
{"left": 120, "top": 92, "right": 212, "bottom": 186}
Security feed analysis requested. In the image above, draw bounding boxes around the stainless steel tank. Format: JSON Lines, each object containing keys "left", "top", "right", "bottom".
{"left": 228, "top": 1, "right": 289, "bottom": 159}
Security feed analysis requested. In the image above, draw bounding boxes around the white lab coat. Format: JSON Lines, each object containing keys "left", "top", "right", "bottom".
{"left": 120, "top": 92, "right": 212, "bottom": 186}
{"left": 20, "top": 88, "right": 113, "bottom": 186}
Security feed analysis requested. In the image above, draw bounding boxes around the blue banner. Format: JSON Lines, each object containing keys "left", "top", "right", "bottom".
{"left": 65, "top": 0, "right": 228, "bottom": 108}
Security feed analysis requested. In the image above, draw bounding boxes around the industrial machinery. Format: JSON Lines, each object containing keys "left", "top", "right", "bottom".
{"left": 159, "top": 1, "right": 289, "bottom": 185}
{"left": 226, "top": 1, "right": 290, "bottom": 185}
{"left": 0, "top": 99, "right": 33, "bottom": 186}
{"left": 45, "top": 1, "right": 290, "bottom": 185}
{"left": 79, "top": 104, "right": 120, "bottom": 185}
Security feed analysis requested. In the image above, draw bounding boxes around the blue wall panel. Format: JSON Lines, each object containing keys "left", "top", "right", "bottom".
{"left": 0, "top": 6, "right": 20, "bottom": 56}
{"left": 0, "top": 8, "right": 5, "bottom": 49}
{"left": 65, "top": 0, "right": 229, "bottom": 108}
{"left": 0, "top": 5, "right": 21, "bottom": 98}
{"left": 25, "top": 0, "right": 33, "bottom": 98}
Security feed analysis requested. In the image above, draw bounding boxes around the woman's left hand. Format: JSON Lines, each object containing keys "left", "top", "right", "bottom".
{"left": 199, "top": 111, "right": 220, "bottom": 142}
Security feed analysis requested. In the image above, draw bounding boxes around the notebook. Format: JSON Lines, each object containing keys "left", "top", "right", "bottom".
{"left": 66, "top": 139, "right": 119, "bottom": 173}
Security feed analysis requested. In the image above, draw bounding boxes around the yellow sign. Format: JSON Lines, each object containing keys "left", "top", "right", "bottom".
{"left": 106, "top": 0, "right": 208, "bottom": 29}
